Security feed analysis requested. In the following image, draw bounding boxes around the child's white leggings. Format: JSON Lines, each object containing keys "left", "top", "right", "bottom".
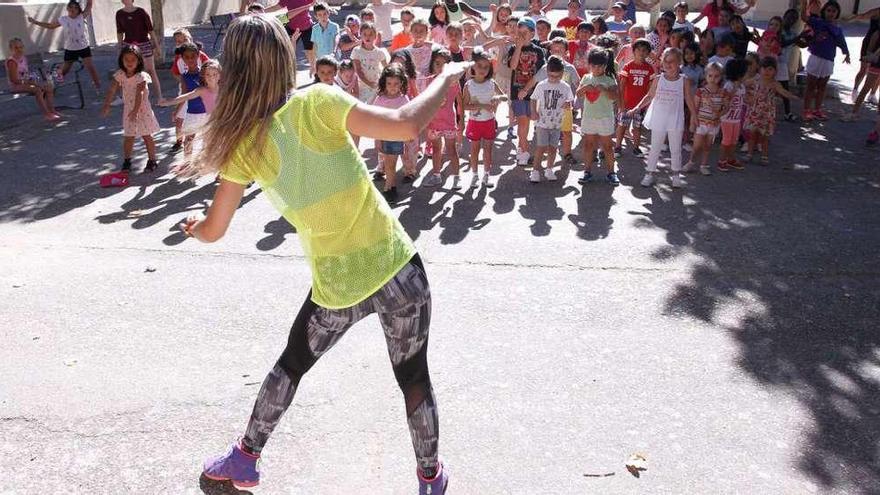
{"left": 646, "top": 129, "right": 683, "bottom": 173}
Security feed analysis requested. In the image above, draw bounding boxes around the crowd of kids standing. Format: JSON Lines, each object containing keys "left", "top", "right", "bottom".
{"left": 6, "top": 0, "right": 880, "bottom": 195}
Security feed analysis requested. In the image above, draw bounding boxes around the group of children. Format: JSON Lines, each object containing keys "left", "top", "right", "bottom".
{"left": 11, "top": 1, "right": 222, "bottom": 177}
{"left": 8, "top": 0, "right": 879, "bottom": 187}
{"left": 287, "top": 0, "right": 875, "bottom": 196}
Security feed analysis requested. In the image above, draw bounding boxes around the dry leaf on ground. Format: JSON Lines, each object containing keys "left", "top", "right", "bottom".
{"left": 626, "top": 453, "right": 648, "bottom": 478}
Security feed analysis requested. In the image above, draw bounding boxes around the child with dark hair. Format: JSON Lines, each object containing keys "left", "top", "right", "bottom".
{"left": 615, "top": 38, "right": 653, "bottom": 157}
{"left": 744, "top": 56, "right": 799, "bottom": 163}
{"left": 708, "top": 34, "right": 735, "bottom": 72}
{"left": 509, "top": 18, "right": 547, "bottom": 166}
{"left": 463, "top": 49, "right": 506, "bottom": 187}
{"left": 717, "top": 57, "right": 749, "bottom": 171}
{"left": 352, "top": 22, "right": 390, "bottom": 103}
{"left": 569, "top": 22, "right": 595, "bottom": 77}
{"left": 429, "top": 1, "right": 450, "bottom": 44}
{"left": 558, "top": 0, "right": 585, "bottom": 40}
{"left": 311, "top": 3, "right": 339, "bottom": 59}
{"left": 576, "top": 47, "right": 619, "bottom": 185}
{"left": 536, "top": 18, "right": 553, "bottom": 45}
{"left": 800, "top": 0, "right": 850, "bottom": 121}
{"left": 423, "top": 49, "right": 464, "bottom": 188}
{"left": 529, "top": 55, "right": 574, "bottom": 182}
{"left": 100, "top": 45, "right": 160, "bottom": 173}
{"left": 27, "top": 1, "right": 101, "bottom": 92}
{"left": 372, "top": 63, "right": 413, "bottom": 201}
{"left": 673, "top": 2, "right": 694, "bottom": 32}
{"left": 312, "top": 55, "right": 339, "bottom": 84}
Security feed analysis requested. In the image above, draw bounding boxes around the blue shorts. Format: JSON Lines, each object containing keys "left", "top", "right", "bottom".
{"left": 380, "top": 140, "right": 404, "bottom": 155}
{"left": 512, "top": 99, "right": 531, "bottom": 117}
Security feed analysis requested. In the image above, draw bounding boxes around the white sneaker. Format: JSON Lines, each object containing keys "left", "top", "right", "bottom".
{"left": 423, "top": 173, "right": 442, "bottom": 187}
{"left": 672, "top": 174, "right": 685, "bottom": 188}
{"left": 700, "top": 165, "right": 712, "bottom": 176}
{"left": 740, "top": 142, "right": 749, "bottom": 152}
{"left": 517, "top": 151, "right": 531, "bottom": 166}
{"left": 469, "top": 174, "right": 479, "bottom": 189}
{"left": 482, "top": 173, "right": 493, "bottom": 188}
{"left": 110, "top": 95, "right": 124, "bottom": 107}
{"left": 682, "top": 161, "right": 698, "bottom": 173}
{"left": 529, "top": 169, "right": 541, "bottom": 183}
{"left": 451, "top": 175, "right": 462, "bottom": 190}
{"left": 640, "top": 173, "right": 655, "bottom": 187}
{"left": 683, "top": 142, "right": 693, "bottom": 152}
{"left": 544, "top": 168, "right": 557, "bottom": 181}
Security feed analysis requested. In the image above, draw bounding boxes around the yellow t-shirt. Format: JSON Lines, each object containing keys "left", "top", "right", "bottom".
{"left": 220, "top": 84, "right": 416, "bottom": 309}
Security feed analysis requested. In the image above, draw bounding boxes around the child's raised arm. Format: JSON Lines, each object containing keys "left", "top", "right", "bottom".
{"left": 459, "top": 1, "right": 486, "bottom": 21}
{"left": 26, "top": 15, "right": 60, "bottom": 29}
{"left": 159, "top": 87, "right": 204, "bottom": 107}
{"left": 347, "top": 61, "right": 472, "bottom": 141}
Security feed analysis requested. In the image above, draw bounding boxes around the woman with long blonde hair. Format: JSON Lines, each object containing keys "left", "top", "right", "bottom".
{"left": 184, "top": 14, "right": 468, "bottom": 494}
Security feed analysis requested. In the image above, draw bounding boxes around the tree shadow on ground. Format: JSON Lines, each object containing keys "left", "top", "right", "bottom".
{"left": 641, "top": 100, "right": 880, "bottom": 492}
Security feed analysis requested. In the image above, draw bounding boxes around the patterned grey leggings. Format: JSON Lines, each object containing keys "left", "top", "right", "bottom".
{"left": 241, "top": 255, "right": 438, "bottom": 477}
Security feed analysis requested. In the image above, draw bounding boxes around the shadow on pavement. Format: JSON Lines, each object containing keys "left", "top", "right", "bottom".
{"left": 198, "top": 473, "right": 254, "bottom": 495}
{"left": 641, "top": 111, "right": 880, "bottom": 492}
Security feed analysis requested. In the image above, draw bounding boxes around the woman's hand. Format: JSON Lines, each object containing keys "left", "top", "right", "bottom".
{"left": 440, "top": 61, "right": 473, "bottom": 81}
{"left": 179, "top": 212, "right": 205, "bottom": 237}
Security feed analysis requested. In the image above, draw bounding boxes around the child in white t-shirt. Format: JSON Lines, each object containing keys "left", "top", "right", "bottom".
{"left": 529, "top": 55, "right": 574, "bottom": 182}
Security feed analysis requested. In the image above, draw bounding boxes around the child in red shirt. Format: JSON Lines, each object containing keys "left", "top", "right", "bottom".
{"left": 568, "top": 22, "right": 594, "bottom": 77}
{"left": 614, "top": 38, "right": 654, "bottom": 156}
{"left": 557, "top": 0, "right": 584, "bottom": 40}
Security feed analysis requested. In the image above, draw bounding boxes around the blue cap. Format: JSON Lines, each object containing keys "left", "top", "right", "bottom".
{"left": 518, "top": 18, "right": 536, "bottom": 31}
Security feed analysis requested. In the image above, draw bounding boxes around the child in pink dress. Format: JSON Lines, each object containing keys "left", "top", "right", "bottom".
{"left": 101, "top": 45, "right": 160, "bottom": 173}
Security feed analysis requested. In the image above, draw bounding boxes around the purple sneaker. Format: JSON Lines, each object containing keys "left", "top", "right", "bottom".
{"left": 419, "top": 463, "right": 448, "bottom": 495}
{"left": 203, "top": 442, "right": 260, "bottom": 488}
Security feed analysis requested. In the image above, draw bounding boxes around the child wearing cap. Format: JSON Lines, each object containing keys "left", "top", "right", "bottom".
{"left": 606, "top": 2, "right": 633, "bottom": 36}
{"left": 509, "top": 17, "right": 547, "bottom": 165}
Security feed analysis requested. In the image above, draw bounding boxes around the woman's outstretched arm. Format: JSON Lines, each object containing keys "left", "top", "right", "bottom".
{"left": 346, "top": 61, "right": 472, "bottom": 141}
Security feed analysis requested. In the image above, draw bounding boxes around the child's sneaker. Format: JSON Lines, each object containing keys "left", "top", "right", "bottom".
{"left": 202, "top": 442, "right": 260, "bottom": 488}
{"left": 564, "top": 153, "right": 577, "bottom": 166}
{"left": 672, "top": 174, "right": 684, "bottom": 188}
{"left": 739, "top": 142, "right": 749, "bottom": 152}
{"left": 632, "top": 146, "right": 644, "bottom": 158}
{"left": 867, "top": 130, "right": 880, "bottom": 146}
{"left": 606, "top": 172, "right": 620, "bottom": 185}
{"left": 544, "top": 168, "right": 557, "bottom": 181}
{"left": 529, "top": 169, "right": 541, "bottom": 183}
{"left": 613, "top": 146, "right": 622, "bottom": 158}
{"left": 423, "top": 173, "right": 442, "bottom": 187}
{"left": 802, "top": 110, "right": 815, "bottom": 121}
{"left": 717, "top": 160, "right": 732, "bottom": 172}
{"left": 700, "top": 165, "right": 712, "bottom": 176}
{"left": 170, "top": 140, "right": 183, "bottom": 153}
{"left": 729, "top": 159, "right": 745, "bottom": 170}
{"left": 482, "top": 173, "right": 494, "bottom": 187}
{"left": 469, "top": 174, "right": 479, "bottom": 189}
{"left": 640, "top": 173, "right": 655, "bottom": 187}
{"left": 814, "top": 109, "right": 829, "bottom": 121}
{"left": 507, "top": 127, "right": 516, "bottom": 140}
{"left": 451, "top": 175, "right": 462, "bottom": 190}
{"left": 683, "top": 142, "right": 693, "bottom": 152}
{"left": 577, "top": 171, "right": 593, "bottom": 184}
{"left": 144, "top": 160, "right": 159, "bottom": 173}
{"left": 382, "top": 187, "right": 399, "bottom": 202}
{"left": 682, "top": 161, "right": 698, "bottom": 173}
{"left": 516, "top": 151, "right": 530, "bottom": 166}
{"left": 120, "top": 158, "right": 132, "bottom": 172}
{"left": 418, "top": 464, "right": 449, "bottom": 495}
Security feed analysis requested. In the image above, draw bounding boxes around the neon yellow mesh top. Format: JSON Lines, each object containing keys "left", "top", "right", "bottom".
{"left": 220, "top": 84, "right": 416, "bottom": 309}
